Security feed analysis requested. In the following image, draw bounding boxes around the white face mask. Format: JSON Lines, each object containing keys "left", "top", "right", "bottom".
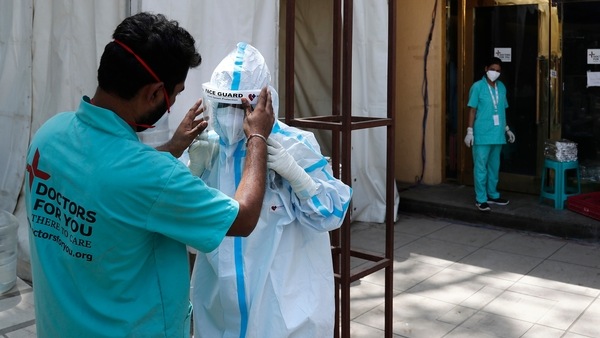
{"left": 213, "top": 105, "right": 245, "bottom": 145}
{"left": 486, "top": 70, "right": 500, "bottom": 82}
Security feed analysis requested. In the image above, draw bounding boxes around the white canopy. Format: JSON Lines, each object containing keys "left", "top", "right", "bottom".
{"left": 0, "top": 0, "right": 397, "bottom": 282}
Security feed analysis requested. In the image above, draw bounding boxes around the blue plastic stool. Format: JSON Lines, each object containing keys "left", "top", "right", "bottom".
{"left": 540, "top": 159, "right": 581, "bottom": 209}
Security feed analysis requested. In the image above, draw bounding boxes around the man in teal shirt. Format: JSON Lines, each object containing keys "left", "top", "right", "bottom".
{"left": 25, "top": 12, "right": 274, "bottom": 337}
{"left": 465, "top": 56, "right": 516, "bottom": 212}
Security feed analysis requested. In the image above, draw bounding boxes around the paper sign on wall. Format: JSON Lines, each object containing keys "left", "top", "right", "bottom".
{"left": 587, "top": 49, "right": 600, "bottom": 64}
{"left": 494, "top": 48, "right": 511, "bottom": 62}
{"left": 587, "top": 71, "right": 600, "bottom": 87}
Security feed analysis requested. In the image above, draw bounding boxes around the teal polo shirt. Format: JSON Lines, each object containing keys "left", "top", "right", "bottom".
{"left": 25, "top": 96, "right": 237, "bottom": 337}
{"left": 467, "top": 76, "right": 509, "bottom": 145}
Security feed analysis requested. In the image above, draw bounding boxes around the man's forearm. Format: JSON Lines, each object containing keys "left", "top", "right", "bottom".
{"left": 155, "top": 141, "right": 183, "bottom": 158}
{"left": 228, "top": 136, "right": 268, "bottom": 236}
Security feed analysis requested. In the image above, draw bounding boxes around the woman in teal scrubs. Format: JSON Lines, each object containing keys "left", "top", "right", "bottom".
{"left": 464, "top": 56, "right": 516, "bottom": 212}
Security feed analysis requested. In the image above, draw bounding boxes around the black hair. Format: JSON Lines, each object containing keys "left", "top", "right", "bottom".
{"left": 486, "top": 56, "right": 502, "bottom": 68}
{"left": 97, "top": 12, "right": 201, "bottom": 99}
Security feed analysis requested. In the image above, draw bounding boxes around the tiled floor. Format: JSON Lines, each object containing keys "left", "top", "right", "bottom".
{"left": 0, "top": 278, "right": 36, "bottom": 337}
{"left": 2, "top": 212, "right": 600, "bottom": 337}
{"left": 348, "top": 213, "right": 600, "bottom": 337}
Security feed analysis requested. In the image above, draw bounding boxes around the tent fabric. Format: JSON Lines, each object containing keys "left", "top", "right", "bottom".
{"left": 4, "top": 1, "right": 128, "bottom": 282}
{"left": 1, "top": 0, "right": 34, "bottom": 283}
{"left": 140, "top": 0, "right": 397, "bottom": 222}
{"left": 291, "top": 0, "right": 399, "bottom": 222}
{"left": 0, "top": 0, "right": 33, "bottom": 214}
{"left": 349, "top": 0, "right": 399, "bottom": 221}
{"left": 1, "top": 0, "right": 395, "bottom": 283}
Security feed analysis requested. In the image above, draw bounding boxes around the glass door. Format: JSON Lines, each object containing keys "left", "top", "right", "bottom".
{"left": 559, "top": 1, "right": 600, "bottom": 188}
{"left": 459, "top": 0, "right": 558, "bottom": 194}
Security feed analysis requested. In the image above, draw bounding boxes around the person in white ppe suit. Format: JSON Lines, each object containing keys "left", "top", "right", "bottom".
{"left": 188, "top": 42, "right": 352, "bottom": 338}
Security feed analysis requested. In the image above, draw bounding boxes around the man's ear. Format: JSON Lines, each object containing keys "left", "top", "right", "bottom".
{"left": 143, "top": 82, "right": 165, "bottom": 105}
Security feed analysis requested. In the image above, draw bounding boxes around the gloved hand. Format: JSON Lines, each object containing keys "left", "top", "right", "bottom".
{"left": 505, "top": 126, "right": 516, "bottom": 143}
{"left": 464, "top": 127, "right": 474, "bottom": 147}
{"left": 267, "top": 137, "right": 318, "bottom": 199}
{"left": 188, "top": 130, "right": 219, "bottom": 177}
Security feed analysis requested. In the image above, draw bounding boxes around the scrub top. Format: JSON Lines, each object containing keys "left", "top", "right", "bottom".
{"left": 25, "top": 96, "right": 237, "bottom": 338}
{"left": 467, "top": 76, "right": 509, "bottom": 145}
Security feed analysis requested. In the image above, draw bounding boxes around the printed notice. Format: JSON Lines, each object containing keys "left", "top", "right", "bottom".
{"left": 494, "top": 48, "right": 512, "bottom": 62}
{"left": 587, "top": 71, "right": 600, "bottom": 88}
{"left": 588, "top": 49, "right": 600, "bottom": 64}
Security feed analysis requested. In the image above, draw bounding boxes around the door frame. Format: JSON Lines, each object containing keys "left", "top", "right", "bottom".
{"left": 457, "top": 0, "right": 559, "bottom": 194}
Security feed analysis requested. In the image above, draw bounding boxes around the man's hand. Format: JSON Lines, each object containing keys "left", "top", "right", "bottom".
{"left": 242, "top": 87, "right": 274, "bottom": 140}
{"left": 156, "top": 99, "right": 208, "bottom": 158}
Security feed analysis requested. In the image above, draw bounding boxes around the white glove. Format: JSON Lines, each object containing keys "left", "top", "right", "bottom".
{"left": 267, "top": 137, "right": 318, "bottom": 199}
{"left": 505, "top": 126, "right": 516, "bottom": 143}
{"left": 464, "top": 127, "right": 474, "bottom": 147}
{"left": 188, "top": 131, "right": 219, "bottom": 177}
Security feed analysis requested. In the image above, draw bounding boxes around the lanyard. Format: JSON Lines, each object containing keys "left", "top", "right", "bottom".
{"left": 487, "top": 83, "right": 499, "bottom": 113}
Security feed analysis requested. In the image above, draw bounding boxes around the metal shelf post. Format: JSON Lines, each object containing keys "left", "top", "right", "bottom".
{"left": 284, "top": 1, "right": 396, "bottom": 336}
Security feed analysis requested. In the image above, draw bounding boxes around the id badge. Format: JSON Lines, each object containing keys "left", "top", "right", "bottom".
{"left": 493, "top": 114, "right": 499, "bottom": 126}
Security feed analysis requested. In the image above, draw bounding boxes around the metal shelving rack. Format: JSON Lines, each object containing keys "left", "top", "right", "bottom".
{"left": 283, "top": 0, "right": 397, "bottom": 337}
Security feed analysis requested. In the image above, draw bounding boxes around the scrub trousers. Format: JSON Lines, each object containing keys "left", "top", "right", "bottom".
{"left": 472, "top": 144, "right": 502, "bottom": 203}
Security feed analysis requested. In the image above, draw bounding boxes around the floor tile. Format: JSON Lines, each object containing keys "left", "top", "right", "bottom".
{"left": 562, "top": 332, "right": 596, "bottom": 338}
{"left": 354, "top": 293, "right": 457, "bottom": 338}
{"left": 351, "top": 221, "right": 420, "bottom": 253}
{"left": 406, "top": 268, "right": 512, "bottom": 305}
{"left": 507, "top": 282, "right": 594, "bottom": 330}
{"left": 0, "top": 280, "right": 35, "bottom": 337}
{"left": 346, "top": 321, "right": 387, "bottom": 338}
{"left": 520, "top": 260, "right": 600, "bottom": 297}
{"left": 394, "top": 237, "right": 479, "bottom": 268}
{"left": 549, "top": 242, "right": 600, "bottom": 269}
{"left": 481, "top": 289, "right": 557, "bottom": 323}
{"left": 449, "top": 248, "right": 544, "bottom": 281}
{"left": 484, "top": 232, "right": 567, "bottom": 258}
{"left": 568, "top": 297, "right": 600, "bottom": 337}
{"left": 436, "top": 305, "right": 477, "bottom": 325}
{"left": 460, "top": 285, "right": 511, "bottom": 310}
{"left": 516, "top": 324, "right": 564, "bottom": 338}
{"left": 394, "top": 215, "right": 452, "bottom": 237}
{"left": 444, "top": 312, "right": 533, "bottom": 338}
{"left": 361, "top": 257, "right": 446, "bottom": 292}
{"left": 345, "top": 279, "right": 392, "bottom": 320}
{"left": 426, "top": 223, "right": 505, "bottom": 247}
{"left": 5, "top": 325, "right": 37, "bottom": 338}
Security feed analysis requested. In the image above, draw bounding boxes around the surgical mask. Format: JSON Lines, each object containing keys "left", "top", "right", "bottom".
{"left": 487, "top": 70, "right": 500, "bottom": 82}
{"left": 212, "top": 104, "right": 246, "bottom": 145}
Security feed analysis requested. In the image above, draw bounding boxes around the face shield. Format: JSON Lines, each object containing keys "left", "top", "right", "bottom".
{"left": 202, "top": 83, "right": 261, "bottom": 145}
{"left": 203, "top": 42, "right": 272, "bottom": 146}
